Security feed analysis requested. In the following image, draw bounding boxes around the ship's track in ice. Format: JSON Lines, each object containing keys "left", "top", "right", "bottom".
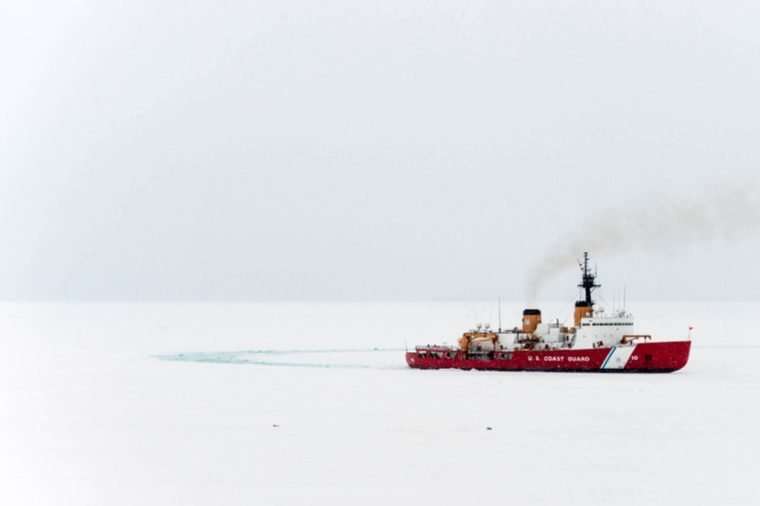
{"left": 156, "top": 348, "right": 408, "bottom": 369}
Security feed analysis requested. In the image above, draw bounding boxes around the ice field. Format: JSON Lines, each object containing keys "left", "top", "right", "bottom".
{"left": 1, "top": 301, "right": 759, "bottom": 505}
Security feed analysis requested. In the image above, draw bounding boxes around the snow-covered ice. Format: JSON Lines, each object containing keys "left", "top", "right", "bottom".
{"left": 1, "top": 301, "right": 758, "bottom": 505}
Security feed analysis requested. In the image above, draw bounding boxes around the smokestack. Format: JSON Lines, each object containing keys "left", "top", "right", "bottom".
{"left": 574, "top": 301, "right": 592, "bottom": 327}
{"left": 522, "top": 309, "right": 541, "bottom": 334}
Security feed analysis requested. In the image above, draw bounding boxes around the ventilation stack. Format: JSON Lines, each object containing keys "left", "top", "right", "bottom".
{"left": 522, "top": 309, "right": 542, "bottom": 334}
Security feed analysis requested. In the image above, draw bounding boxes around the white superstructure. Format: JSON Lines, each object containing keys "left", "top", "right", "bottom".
{"left": 572, "top": 308, "right": 634, "bottom": 349}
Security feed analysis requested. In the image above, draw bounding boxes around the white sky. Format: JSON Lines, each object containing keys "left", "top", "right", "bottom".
{"left": 1, "top": 1, "right": 759, "bottom": 300}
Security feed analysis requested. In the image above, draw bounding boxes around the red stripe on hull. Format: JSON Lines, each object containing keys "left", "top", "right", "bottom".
{"left": 405, "top": 341, "right": 690, "bottom": 373}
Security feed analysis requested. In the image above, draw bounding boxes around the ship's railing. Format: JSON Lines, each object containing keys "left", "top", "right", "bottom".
{"left": 414, "top": 346, "right": 458, "bottom": 359}
{"left": 414, "top": 345, "right": 452, "bottom": 353}
{"left": 620, "top": 334, "right": 652, "bottom": 345}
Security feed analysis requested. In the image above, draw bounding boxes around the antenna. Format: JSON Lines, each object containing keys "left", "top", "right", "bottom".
{"left": 497, "top": 297, "right": 502, "bottom": 332}
{"left": 623, "top": 285, "right": 627, "bottom": 312}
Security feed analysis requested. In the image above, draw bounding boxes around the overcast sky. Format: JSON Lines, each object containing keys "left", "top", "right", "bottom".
{"left": 1, "top": 1, "right": 759, "bottom": 301}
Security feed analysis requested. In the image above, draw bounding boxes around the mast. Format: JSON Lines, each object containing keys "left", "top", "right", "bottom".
{"left": 578, "top": 251, "right": 600, "bottom": 306}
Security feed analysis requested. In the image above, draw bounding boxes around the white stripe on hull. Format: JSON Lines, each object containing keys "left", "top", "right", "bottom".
{"left": 601, "top": 346, "right": 635, "bottom": 370}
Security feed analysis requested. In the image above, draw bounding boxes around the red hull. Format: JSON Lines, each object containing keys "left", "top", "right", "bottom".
{"left": 406, "top": 341, "right": 690, "bottom": 373}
